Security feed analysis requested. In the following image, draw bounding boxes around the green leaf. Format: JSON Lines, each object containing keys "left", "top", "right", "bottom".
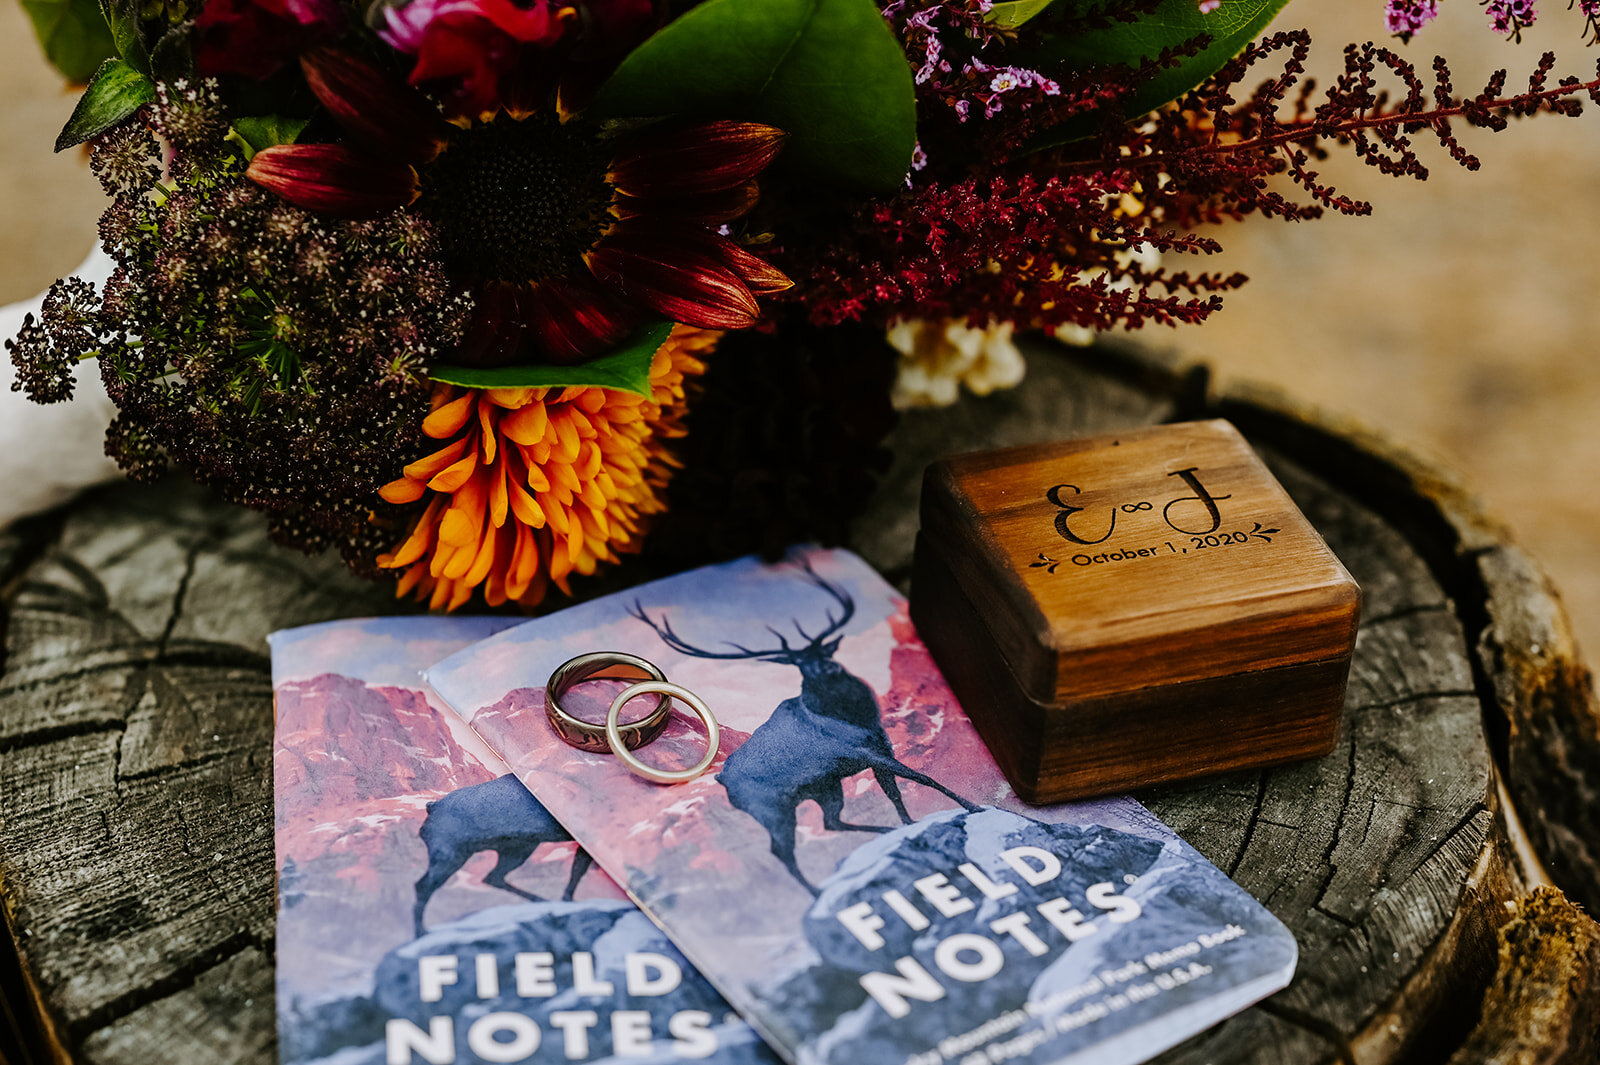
{"left": 986, "top": 0, "right": 1060, "bottom": 29}
{"left": 1025, "top": 0, "right": 1293, "bottom": 147}
{"left": 99, "top": 0, "right": 148, "bottom": 75}
{"left": 21, "top": 0, "right": 116, "bottom": 83}
{"left": 54, "top": 58, "right": 154, "bottom": 152}
{"left": 591, "top": 0, "right": 917, "bottom": 193}
{"left": 427, "top": 322, "right": 676, "bottom": 396}
{"left": 228, "top": 115, "right": 312, "bottom": 159}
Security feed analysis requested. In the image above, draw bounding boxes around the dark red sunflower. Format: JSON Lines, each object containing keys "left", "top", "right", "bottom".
{"left": 246, "top": 48, "right": 792, "bottom": 366}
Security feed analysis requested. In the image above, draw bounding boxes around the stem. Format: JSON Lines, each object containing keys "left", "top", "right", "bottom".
{"left": 1209, "top": 75, "right": 1600, "bottom": 156}
{"left": 1059, "top": 74, "right": 1600, "bottom": 172}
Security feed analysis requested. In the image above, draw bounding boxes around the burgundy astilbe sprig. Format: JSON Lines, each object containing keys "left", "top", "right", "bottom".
{"left": 785, "top": 30, "right": 1234, "bottom": 335}
{"left": 775, "top": 5, "right": 1231, "bottom": 335}
{"left": 1192, "top": 31, "right": 1590, "bottom": 202}
{"left": 795, "top": 167, "right": 1244, "bottom": 333}
{"left": 1055, "top": 29, "right": 1598, "bottom": 223}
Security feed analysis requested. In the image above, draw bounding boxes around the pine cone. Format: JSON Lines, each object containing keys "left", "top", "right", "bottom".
{"left": 648, "top": 317, "right": 898, "bottom": 566}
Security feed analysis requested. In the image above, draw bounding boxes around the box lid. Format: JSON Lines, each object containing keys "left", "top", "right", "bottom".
{"left": 919, "top": 419, "right": 1360, "bottom": 706}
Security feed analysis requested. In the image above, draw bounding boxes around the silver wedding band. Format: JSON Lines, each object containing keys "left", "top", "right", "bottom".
{"left": 546, "top": 652, "right": 672, "bottom": 753}
{"left": 606, "top": 681, "right": 721, "bottom": 785}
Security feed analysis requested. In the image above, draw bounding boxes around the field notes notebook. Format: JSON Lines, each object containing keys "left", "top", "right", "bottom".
{"left": 426, "top": 548, "right": 1299, "bottom": 1065}
{"left": 270, "top": 616, "right": 776, "bottom": 1065}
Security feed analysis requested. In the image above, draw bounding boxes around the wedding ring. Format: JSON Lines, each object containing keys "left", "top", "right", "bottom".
{"left": 546, "top": 652, "right": 673, "bottom": 753}
{"left": 606, "top": 681, "right": 721, "bottom": 785}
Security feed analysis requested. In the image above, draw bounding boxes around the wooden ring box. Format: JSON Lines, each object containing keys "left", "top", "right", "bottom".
{"left": 910, "top": 419, "right": 1361, "bottom": 803}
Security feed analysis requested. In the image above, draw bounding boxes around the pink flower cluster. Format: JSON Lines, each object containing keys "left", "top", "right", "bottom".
{"left": 1485, "top": 0, "right": 1538, "bottom": 36}
{"left": 375, "top": 0, "right": 571, "bottom": 116}
{"left": 376, "top": 0, "right": 656, "bottom": 116}
{"left": 195, "top": 0, "right": 655, "bottom": 116}
{"left": 1383, "top": 0, "right": 1439, "bottom": 37}
{"left": 884, "top": 0, "right": 1062, "bottom": 126}
{"left": 1382, "top": 0, "right": 1594, "bottom": 40}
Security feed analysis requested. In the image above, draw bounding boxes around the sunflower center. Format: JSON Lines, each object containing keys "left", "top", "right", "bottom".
{"left": 417, "top": 117, "right": 613, "bottom": 285}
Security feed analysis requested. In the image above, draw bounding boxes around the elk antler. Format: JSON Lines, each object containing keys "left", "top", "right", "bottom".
{"left": 791, "top": 557, "right": 855, "bottom": 646}
{"left": 627, "top": 600, "right": 795, "bottom": 661}
{"left": 627, "top": 558, "right": 857, "bottom": 661}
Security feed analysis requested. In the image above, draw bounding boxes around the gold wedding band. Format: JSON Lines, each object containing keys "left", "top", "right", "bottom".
{"left": 546, "top": 652, "right": 672, "bottom": 753}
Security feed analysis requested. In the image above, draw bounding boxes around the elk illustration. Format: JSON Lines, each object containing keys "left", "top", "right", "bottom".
{"left": 413, "top": 773, "right": 594, "bottom": 936}
{"left": 629, "top": 561, "right": 977, "bottom": 894}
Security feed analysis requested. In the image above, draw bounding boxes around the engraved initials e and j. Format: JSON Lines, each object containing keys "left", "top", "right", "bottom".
{"left": 1045, "top": 467, "right": 1232, "bottom": 545}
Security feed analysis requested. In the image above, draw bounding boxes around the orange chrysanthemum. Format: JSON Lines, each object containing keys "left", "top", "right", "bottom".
{"left": 376, "top": 326, "right": 716, "bottom": 610}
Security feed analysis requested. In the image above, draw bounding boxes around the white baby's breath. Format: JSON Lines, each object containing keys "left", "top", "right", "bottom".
{"left": 886, "top": 317, "right": 1026, "bottom": 410}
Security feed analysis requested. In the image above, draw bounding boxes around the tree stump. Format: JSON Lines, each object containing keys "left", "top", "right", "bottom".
{"left": 1446, "top": 886, "right": 1600, "bottom": 1065}
{"left": 1, "top": 340, "right": 1595, "bottom": 1065}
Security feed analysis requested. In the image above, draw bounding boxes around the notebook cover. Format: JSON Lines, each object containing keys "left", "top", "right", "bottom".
{"left": 425, "top": 549, "right": 1299, "bottom": 1065}
{"left": 271, "top": 616, "right": 777, "bottom": 1065}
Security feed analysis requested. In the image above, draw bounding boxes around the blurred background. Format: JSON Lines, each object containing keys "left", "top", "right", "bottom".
{"left": 1182, "top": 3, "right": 1600, "bottom": 656}
{"left": 0, "top": 1, "right": 1596, "bottom": 652}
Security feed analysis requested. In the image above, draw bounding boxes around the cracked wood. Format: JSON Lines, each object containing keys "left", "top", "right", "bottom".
{"left": 0, "top": 486, "right": 397, "bottom": 1064}
{"left": 0, "top": 338, "right": 1553, "bottom": 1063}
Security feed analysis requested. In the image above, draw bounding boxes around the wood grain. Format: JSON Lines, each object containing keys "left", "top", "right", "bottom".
{"left": 0, "top": 337, "right": 1592, "bottom": 1063}
{"left": 1207, "top": 378, "right": 1600, "bottom": 919}
{"left": 921, "top": 419, "right": 1360, "bottom": 704}
{"left": 0, "top": 489, "right": 399, "bottom": 1064}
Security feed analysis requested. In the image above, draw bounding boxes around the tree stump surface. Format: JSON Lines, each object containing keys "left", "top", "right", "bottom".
{"left": 0, "top": 340, "right": 1594, "bottom": 1065}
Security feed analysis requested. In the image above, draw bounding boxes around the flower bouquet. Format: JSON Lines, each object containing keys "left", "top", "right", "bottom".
{"left": 10, "top": 0, "right": 1599, "bottom": 611}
